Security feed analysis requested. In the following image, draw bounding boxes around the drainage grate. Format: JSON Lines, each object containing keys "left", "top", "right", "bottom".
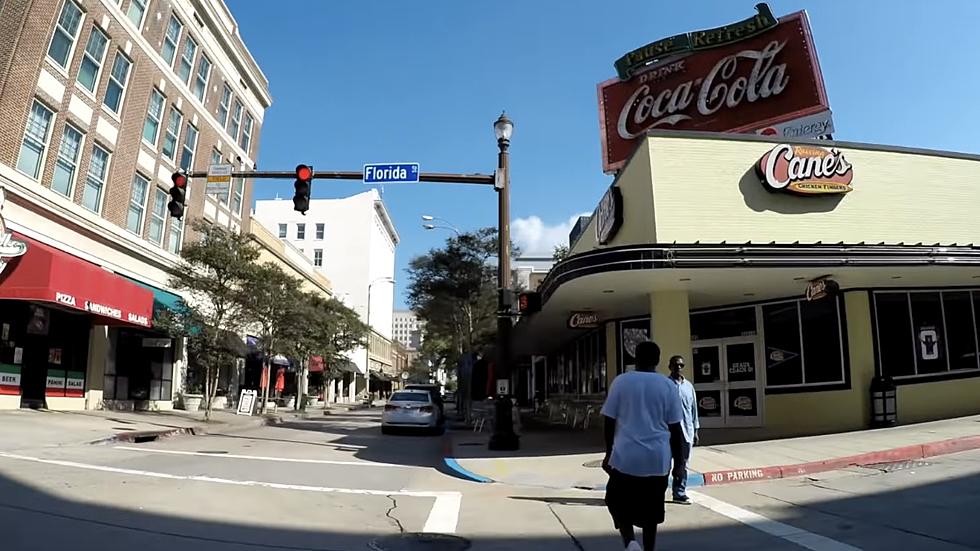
{"left": 583, "top": 459, "right": 603, "bottom": 468}
{"left": 133, "top": 434, "right": 160, "bottom": 444}
{"left": 196, "top": 450, "right": 228, "bottom": 454}
{"left": 863, "top": 460, "right": 931, "bottom": 473}
{"left": 457, "top": 442, "right": 483, "bottom": 447}
{"left": 368, "top": 533, "right": 471, "bottom": 551}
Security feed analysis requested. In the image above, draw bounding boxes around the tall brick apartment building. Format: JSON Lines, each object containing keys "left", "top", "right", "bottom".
{"left": 0, "top": 0, "right": 271, "bottom": 411}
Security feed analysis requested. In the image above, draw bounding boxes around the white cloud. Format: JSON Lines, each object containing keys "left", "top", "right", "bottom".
{"left": 512, "top": 212, "right": 591, "bottom": 256}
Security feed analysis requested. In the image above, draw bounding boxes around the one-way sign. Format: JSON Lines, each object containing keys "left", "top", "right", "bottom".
{"left": 363, "top": 163, "right": 420, "bottom": 185}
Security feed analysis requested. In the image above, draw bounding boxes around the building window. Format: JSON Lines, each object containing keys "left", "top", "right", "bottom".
{"left": 161, "top": 15, "right": 182, "bottom": 66}
{"left": 315, "top": 223, "right": 324, "bottom": 239}
{"left": 76, "top": 27, "right": 109, "bottom": 93}
{"left": 148, "top": 188, "right": 167, "bottom": 244}
{"left": 167, "top": 216, "right": 184, "bottom": 254}
{"left": 126, "top": 0, "right": 148, "bottom": 29}
{"left": 240, "top": 112, "right": 253, "bottom": 153}
{"left": 229, "top": 100, "right": 242, "bottom": 141}
{"left": 296, "top": 223, "right": 306, "bottom": 240}
{"left": 82, "top": 144, "right": 110, "bottom": 213}
{"left": 193, "top": 55, "right": 211, "bottom": 102}
{"left": 179, "top": 123, "right": 198, "bottom": 171}
{"left": 127, "top": 174, "right": 149, "bottom": 234}
{"left": 160, "top": 108, "right": 182, "bottom": 161}
{"left": 177, "top": 35, "right": 197, "bottom": 84}
{"left": 278, "top": 223, "right": 287, "bottom": 238}
{"left": 230, "top": 177, "right": 244, "bottom": 215}
{"left": 48, "top": 0, "right": 84, "bottom": 69}
{"left": 761, "top": 297, "right": 845, "bottom": 388}
{"left": 103, "top": 51, "right": 132, "bottom": 114}
{"left": 17, "top": 101, "right": 55, "bottom": 180}
{"left": 873, "top": 290, "right": 980, "bottom": 379}
{"left": 549, "top": 329, "right": 606, "bottom": 395}
{"left": 217, "top": 84, "right": 232, "bottom": 127}
{"left": 52, "top": 124, "right": 84, "bottom": 197}
{"left": 313, "top": 249, "right": 323, "bottom": 267}
{"left": 142, "top": 89, "right": 165, "bottom": 146}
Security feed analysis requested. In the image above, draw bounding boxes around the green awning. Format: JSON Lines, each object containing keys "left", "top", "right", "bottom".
{"left": 123, "top": 277, "right": 184, "bottom": 314}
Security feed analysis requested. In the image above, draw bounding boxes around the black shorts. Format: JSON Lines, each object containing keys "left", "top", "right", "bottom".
{"left": 604, "top": 469, "right": 669, "bottom": 529}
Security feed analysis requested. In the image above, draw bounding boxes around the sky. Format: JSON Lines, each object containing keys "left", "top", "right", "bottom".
{"left": 226, "top": 0, "right": 980, "bottom": 309}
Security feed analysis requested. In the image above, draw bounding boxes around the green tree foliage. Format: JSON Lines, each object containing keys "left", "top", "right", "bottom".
{"left": 553, "top": 244, "right": 570, "bottom": 261}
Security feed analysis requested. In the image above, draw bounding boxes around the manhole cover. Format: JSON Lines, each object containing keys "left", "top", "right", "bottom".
{"left": 864, "top": 460, "right": 931, "bottom": 473}
{"left": 583, "top": 459, "right": 602, "bottom": 468}
{"left": 368, "top": 533, "right": 470, "bottom": 551}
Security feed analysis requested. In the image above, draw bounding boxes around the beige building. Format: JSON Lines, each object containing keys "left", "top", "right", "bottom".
{"left": 0, "top": 0, "right": 270, "bottom": 410}
{"left": 515, "top": 131, "right": 980, "bottom": 441}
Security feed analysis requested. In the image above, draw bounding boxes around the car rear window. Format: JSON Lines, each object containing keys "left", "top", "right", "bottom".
{"left": 390, "top": 392, "right": 428, "bottom": 403}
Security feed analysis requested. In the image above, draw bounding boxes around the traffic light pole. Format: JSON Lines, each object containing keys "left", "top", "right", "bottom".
{"left": 186, "top": 165, "right": 521, "bottom": 450}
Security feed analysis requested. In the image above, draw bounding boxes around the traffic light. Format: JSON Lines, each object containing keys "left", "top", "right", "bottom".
{"left": 293, "top": 164, "right": 313, "bottom": 214}
{"left": 517, "top": 292, "right": 541, "bottom": 315}
{"left": 168, "top": 170, "right": 187, "bottom": 219}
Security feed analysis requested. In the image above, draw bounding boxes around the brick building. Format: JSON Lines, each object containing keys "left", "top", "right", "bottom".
{"left": 0, "top": 0, "right": 271, "bottom": 410}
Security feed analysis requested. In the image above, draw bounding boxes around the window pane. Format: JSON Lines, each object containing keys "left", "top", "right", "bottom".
{"left": 194, "top": 56, "right": 211, "bottom": 101}
{"left": 180, "top": 125, "right": 197, "bottom": 171}
{"left": 218, "top": 85, "right": 231, "bottom": 126}
{"left": 143, "top": 90, "right": 164, "bottom": 144}
{"left": 127, "top": 175, "right": 148, "bottom": 234}
{"left": 800, "top": 298, "right": 844, "bottom": 383}
{"left": 77, "top": 29, "right": 108, "bottom": 92}
{"left": 127, "top": 0, "right": 147, "bottom": 27}
{"left": 149, "top": 189, "right": 167, "bottom": 244}
{"left": 178, "top": 37, "right": 196, "bottom": 83}
{"left": 297, "top": 223, "right": 305, "bottom": 239}
{"left": 944, "top": 292, "right": 978, "bottom": 372}
{"left": 910, "top": 292, "right": 947, "bottom": 374}
{"left": 18, "top": 102, "right": 53, "bottom": 179}
{"left": 77, "top": 58, "right": 99, "bottom": 91}
{"left": 875, "top": 293, "right": 916, "bottom": 377}
{"left": 691, "top": 307, "right": 756, "bottom": 341}
{"left": 316, "top": 223, "right": 324, "bottom": 239}
{"left": 278, "top": 224, "right": 287, "bottom": 238}
{"left": 52, "top": 125, "right": 81, "bottom": 196}
{"left": 762, "top": 302, "right": 803, "bottom": 386}
{"left": 162, "top": 109, "right": 181, "bottom": 160}
{"left": 231, "top": 178, "right": 244, "bottom": 214}
{"left": 162, "top": 16, "right": 181, "bottom": 64}
{"left": 48, "top": 1, "right": 82, "bottom": 66}
{"left": 17, "top": 141, "right": 43, "bottom": 178}
{"left": 103, "top": 54, "right": 131, "bottom": 113}
{"left": 82, "top": 178, "right": 102, "bottom": 211}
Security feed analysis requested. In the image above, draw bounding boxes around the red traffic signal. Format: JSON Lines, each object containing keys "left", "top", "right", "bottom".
{"left": 296, "top": 164, "right": 313, "bottom": 181}
{"left": 518, "top": 292, "right": 541, "bottom": 314}
{"left": 171, "top": 171, "right": 187, "bottom": 188}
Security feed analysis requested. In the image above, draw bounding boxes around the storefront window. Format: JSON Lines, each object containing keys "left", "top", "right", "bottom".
{"left": 761, "top": 302, "right": 802, "bottom": 386}
{"left": 105, "top": 329, "right": 173, "bottom": 401}
{"left": 761, "top": 298, "right": 845, "bottom": 389}
{"left": 548, "top": 329, "right": 606, "bottom": 395}
{"left": 690, "top": 307, "right": 756, "bottom": 340}
{"left": 874, "top": 290, "right": 980, "bottom": 379}
{"left": 618, "top": 317, "right": 650, "bottom": 373}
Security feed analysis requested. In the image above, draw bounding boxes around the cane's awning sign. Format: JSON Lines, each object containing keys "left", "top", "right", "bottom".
{"left": 614, "top": 3, "right": 778, "bottom": 81}
{"left": 757, "top": 144, "right": 853, "bottom": 196}
{"left": 0, "top": 188, "right": 28, "bottom": 277}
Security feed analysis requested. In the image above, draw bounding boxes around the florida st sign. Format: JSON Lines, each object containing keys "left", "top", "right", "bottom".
{"left": 597, "top": 10, "right": 829, "bottom": 173}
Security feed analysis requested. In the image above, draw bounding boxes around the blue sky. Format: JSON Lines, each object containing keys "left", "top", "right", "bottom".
{"left": 227, "top": 0, "right": 980, "bottom": 308}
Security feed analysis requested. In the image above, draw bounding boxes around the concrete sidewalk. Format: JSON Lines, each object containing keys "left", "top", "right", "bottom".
{"left": 446, "top": 414, "right": 980, "bottom": 490}
{"left": 0, "top": 408, "right": 277, "bottom": 450}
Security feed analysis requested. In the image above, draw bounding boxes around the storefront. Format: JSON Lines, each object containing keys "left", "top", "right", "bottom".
{"left": 514, "top": 132, "right": 980, "bottom": 441}
{"left": 0, "top": 233, "right": 155, "bottom": 410}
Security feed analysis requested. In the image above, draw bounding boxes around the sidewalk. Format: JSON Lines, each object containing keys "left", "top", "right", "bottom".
{"left": 0, "top": 408, "right": 277, "bottom": 449}
{"left": 446, "top": 414, "right": 980, "bottom": 490}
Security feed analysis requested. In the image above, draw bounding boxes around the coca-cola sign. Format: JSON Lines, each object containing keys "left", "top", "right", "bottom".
{"left": 757, "top": 144, "right": 853, "bottom": 195}
{"left": 597, "top": 11, "right": 828, "bottom": 173}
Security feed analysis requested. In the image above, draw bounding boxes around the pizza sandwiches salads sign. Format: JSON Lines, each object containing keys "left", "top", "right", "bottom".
{"left": 597, "top": 4, "right": 830, "bottom": 173}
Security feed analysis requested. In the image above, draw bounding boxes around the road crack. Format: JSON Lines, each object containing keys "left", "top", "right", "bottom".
{"left": 384, "top": 495, "right": 405, "bottom": 534}
{"left": 546, "top": 503, "right": 586, "bottom": 551}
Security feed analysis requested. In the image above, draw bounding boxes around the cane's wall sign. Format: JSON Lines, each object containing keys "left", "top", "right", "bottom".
{"left": 758, "top": 144, "right": 853, "bottom": 196}
{"left": 0, "top": 188, "right": 28, "bottom": 277}
{"left": 614, "top": 3, "right": 778, "bottom": 81}
{"left": 597, "top": 10, "right": 829, "bottom": 173}
{"left": 595, "top": 186, "right": 623, "bottom": 245}
{"left": 567, "top": 311, "right": 601, "bottom": 329}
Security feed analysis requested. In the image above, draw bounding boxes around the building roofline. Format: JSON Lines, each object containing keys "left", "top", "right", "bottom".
{"left": 373, "top": 198, "right": 400, "bottom": 245}
{"left": 194, "top": 0, "right": 273, "bottom": 108}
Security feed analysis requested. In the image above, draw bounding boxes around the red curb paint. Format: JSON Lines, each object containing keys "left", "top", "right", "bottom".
{"left": 701, "top": 434, "right": 980, "bottom": 486}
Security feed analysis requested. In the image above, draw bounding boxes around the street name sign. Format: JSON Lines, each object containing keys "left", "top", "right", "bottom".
{"left": 363, "top": 163, "right": 420, "bottom": 185}
{"left": 206, "top": 163, "right": 233, "bottom": 196}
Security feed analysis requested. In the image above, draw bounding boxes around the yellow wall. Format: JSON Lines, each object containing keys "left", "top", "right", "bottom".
{"left": 650, "top": 291, "right": 692, "bottom": 370}
{"left": 646, "top": 134, "right": 980, "bottom": 245}
{"left": 763, "top": 292, "right": 874, "bottom": 437}
{"left": 898, "top": 377, "right": 980, "bottom": 423}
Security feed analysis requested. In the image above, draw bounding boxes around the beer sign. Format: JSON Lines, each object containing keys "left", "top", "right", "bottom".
{"left": 597, "top": 11, "right": 829, "bottom": 173}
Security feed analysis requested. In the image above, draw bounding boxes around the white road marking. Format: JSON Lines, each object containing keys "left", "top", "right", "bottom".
{"left": 688, "top": 490, "right": 862, "bottom": 551}
{"left": 114, "top": 446, "right": 420, "bottom": 468}
{"left": 0, "top": 451, "right": 460, "bottom": 534}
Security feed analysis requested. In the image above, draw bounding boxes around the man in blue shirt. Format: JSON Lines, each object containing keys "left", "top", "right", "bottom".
{"left": 667, "top": 355, "right": 699, "bottom": 504}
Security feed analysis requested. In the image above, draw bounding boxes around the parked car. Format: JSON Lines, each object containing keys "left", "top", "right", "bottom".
{"left": 382, "top": 390, "right": 442, "bottom": 435}
{"left": 404, "top": 384, "right": 445, "bottom": 422}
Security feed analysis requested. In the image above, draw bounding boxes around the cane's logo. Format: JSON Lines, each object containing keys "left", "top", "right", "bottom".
{"left": 757, "top": 144, "right": 853, "bottom": 195}
{"left": 0, "top": 188, "right": 28, "bottom": 276}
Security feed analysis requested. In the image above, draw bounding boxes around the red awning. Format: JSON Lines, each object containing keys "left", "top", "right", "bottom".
{"left": 0, "top": 233, "right": 154, "bottom": 328}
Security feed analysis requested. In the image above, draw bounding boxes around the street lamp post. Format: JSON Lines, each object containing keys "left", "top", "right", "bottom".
{"left": 364, "top": 277, "right": 395, "bottom": 403}
{"left": 489, "top": 112, "right": 519, "bottom": 451}
{"left": 421, "top": 216, "right": 462, "bottom": 236}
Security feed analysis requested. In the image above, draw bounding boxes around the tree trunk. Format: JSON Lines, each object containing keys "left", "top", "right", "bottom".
{"left": 204, "top": 361, "right": 220, "bottom": 421}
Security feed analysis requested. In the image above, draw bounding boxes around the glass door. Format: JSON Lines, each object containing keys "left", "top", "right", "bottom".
{"left": 691, "top": 337, "right": 764, "bottom": 428}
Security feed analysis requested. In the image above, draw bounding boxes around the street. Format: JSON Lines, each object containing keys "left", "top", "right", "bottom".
{"left": 0, "top": 409, "right": 977, "bottom": 550}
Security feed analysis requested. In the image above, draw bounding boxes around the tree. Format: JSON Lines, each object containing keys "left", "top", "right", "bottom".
{"left": 553, "top": 244, "right": 570, "bottom": 261}
{"left": 293, "top": 292, "right": 369, "bottom": 397}
{"left": 162, "top": 220, "right": 257, "bottom": 420}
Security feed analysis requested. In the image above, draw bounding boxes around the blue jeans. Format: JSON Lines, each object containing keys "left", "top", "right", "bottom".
{"left": 672, "top": 441, "right": 692, "bottom": 499}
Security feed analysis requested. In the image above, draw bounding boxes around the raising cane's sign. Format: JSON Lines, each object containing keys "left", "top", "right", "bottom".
{"left": 597, "top": 10, "right": 829, "bottom": 173}
{"left": 757, "top": 144, "right": 853, "bottom": 195}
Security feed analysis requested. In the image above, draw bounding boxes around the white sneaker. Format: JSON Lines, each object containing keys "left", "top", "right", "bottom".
{"left": 626, "top": 541, "right": 642, "bottom": 551}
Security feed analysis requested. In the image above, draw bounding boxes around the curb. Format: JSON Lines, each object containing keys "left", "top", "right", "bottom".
{"left": 87, "top": 414, "right": 280, "bottom": 446}
{"left": 699, "top": 434, "right": 980, "bottom": 486}
{"left": 441, "top": 430, "right": 494, "bottom": 484}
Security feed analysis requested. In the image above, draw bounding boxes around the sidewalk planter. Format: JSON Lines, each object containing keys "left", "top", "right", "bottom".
{"left": 181, "top": 394, "right": 203, "bottom": 411}
{"left": 210, "top": 396, "right": 228, "bottom": 410}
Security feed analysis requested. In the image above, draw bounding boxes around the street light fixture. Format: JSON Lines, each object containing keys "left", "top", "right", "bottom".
{"left": 489, "top": 111, "right": 519, "bottom": 451}
{"left": 422, "top": 223, "right": 461, "bottom": 236}
{"left": 364, "top": 276, "right": 395, "bottom": 402}
{"left": 421, "top": 215, "right": 461, "bottom": 235}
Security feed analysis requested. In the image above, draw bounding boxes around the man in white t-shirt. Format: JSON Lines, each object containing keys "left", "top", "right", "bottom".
{"left": 601, "top": 341, "right": 684, "bottom": 551}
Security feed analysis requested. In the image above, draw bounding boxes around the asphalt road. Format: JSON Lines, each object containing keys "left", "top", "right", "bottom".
{"left": 0, "top": 408, "right": 977, "bottom": 550}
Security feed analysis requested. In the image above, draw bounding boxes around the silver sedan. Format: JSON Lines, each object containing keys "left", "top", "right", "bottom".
{"left": 381, "top": 390, "right": 442, "bottom": 434}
